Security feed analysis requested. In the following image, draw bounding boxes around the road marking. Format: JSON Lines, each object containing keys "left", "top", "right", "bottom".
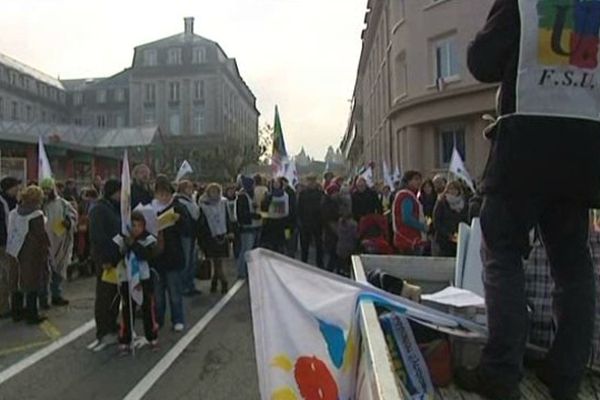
{"left": 0, "top": 340, "right": 52, "bottom": 357}
{"left": 0, "top": 319, "right": 95, "bottom": 385}
{"left": 123, "top": 279, "right": 245, "bottom": 400}
{"left": 40, "top": 320, "right": 62, "bottom": 340}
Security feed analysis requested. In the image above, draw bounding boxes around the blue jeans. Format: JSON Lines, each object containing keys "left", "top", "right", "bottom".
{"left": 180, "top": 237, "right": 197, "bottom": 293}
{"left": 236, "top": 230, "right": 257, "bottom": 279}
{"left": 39, "top": 270, "right": 63, "bottom": 302}
{"left": 154, "top": 270, "right": 185, "bottom": 327}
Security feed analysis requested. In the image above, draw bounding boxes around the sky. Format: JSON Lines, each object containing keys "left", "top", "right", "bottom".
{"left": 0, "top": 0, "right": 366, "bottom": 161}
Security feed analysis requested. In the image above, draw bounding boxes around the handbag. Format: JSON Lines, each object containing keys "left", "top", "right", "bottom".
{"left": 197, "top": 258, "right": 212, "bottom": 281}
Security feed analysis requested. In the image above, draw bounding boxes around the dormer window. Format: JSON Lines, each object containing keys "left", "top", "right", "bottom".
{"left": 143, "top": 50, "right": 158, "bottom": 66}
{"left": 192, "top": 47, "right": 206, "bottom": 64}
{"left": 167, "top": 48, "right": 182, "bottom": 65}
{"left": 97, "top": 89, "right": 107, "bottom": 103}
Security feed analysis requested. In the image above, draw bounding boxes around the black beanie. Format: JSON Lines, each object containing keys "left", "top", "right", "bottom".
{"left": 0, "top": 177, "right": 21, "bottom": 193}
{"left": 103, "top": 179, "right": 121, "bottom": 198}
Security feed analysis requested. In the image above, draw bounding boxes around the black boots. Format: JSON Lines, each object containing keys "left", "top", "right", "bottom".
{"left": 25, "top": 292, "right": 47, "bottom": 324}
{"left": 11, "top": 292, "right": 24, "bottom": 322}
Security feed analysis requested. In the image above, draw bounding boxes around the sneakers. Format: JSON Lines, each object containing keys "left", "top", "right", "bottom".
{"left": 51, "top": 297, "right": 70, "bottom": 307}
{"left": 91, "top": 333, "right": 118, "bottom": 352}
{"left": 454, "top": 367, "right": 521, "bottom": 400}
{"left": 173, "top": 323, "right": 184, "bottom": 332}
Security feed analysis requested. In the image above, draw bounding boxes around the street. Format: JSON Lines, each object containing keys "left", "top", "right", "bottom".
{"left": 0, "top": 263, "right": 260, "bottom": 400}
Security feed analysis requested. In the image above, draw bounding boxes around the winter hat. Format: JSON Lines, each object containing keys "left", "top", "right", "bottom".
{"left": 239, "top": 175, "right": 255, "bottom": 194}
{"left": 0, "top": 177, "right": 21, "bottom": 192}
{"left": 40, "top": 177, "right": 55, "bottom": 190}
{"left": 103, "top": 179, "right": 121, "bottom": 198}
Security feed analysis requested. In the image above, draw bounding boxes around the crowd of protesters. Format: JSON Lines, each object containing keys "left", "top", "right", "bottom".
{"left": 0, "top": 165, "right": 474, "bottom": 354}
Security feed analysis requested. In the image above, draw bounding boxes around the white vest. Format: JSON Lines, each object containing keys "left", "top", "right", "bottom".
{"left": 516, "top": 0, "right": 600, "bottom": 121}
{"left": 6, "top": 209, "right": 44, "bottom": 258}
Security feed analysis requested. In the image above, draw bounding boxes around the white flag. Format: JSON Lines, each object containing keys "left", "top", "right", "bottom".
{"left": 449, "top": 147, "right": 475, "bottom": 193}
{"left": 359, "top": 165, "right": 374, "bottom": 187}
{"left": 284, "top": 159, "right": 299, "bottom": 188}
{"left": 394, "top": 164, "right": 401, "bottom": 183}
{"left": 247, "top": 249, "right": 485, "bottom": 400}
{"left": 175, "top": 160, "right": 193, "bottom": 182}
{"left": 38, "top": 137, "right": 53, "bottom": 183}
{"left": 382, "top": 161, "right": 394, "bottom": 188}
{"left": 121, "top": 150, "right": 131, "bottom": 236}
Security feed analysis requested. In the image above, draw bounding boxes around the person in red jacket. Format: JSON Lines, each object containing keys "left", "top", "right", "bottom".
{"left": 392, "top": 171, "right": 429, "bottom": 255}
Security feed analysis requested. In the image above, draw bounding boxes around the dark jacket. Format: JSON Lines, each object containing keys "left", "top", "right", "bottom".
{"left": 127, "top": 231, "right": 160, "bottom": 262}
{"left": 16, "top": 206, "right": 50, "bottom": 292}
{"left": 432, "top": 198, "right": 468, "bottom": 257}
{"left": 297, "top": 186, "right": 323, "bottom": 229}
{"left": 351, "top": 188, "right": 383, "bottom": 222}
{"left": 0, "top": 192, "right": 17, "bottom": 247}
{"left": 152, "top": 202, "right": 186, "bottom": 272}
{"left": 469, "top": 0, "right": 600, "bottom": 205}
{"left": 283, "top": 186, "right": 297, "bottom": 230}
{"left": 131, "top": 181, "right": 153, "bottom": 208}
{"left": 173, "top": 195, "right": 195, "bottom": 239}
{"left": 236, "top": 191, "right": 261, "bottom": 232}
{"left": 418, "top": 193, "right": 437, "bottom": 220}
{"left": 89, "top": 198, "right": 122, "bottom": 267}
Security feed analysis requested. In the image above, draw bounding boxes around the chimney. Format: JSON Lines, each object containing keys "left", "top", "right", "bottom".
{"left": 184, "top": 17, "right": 194, "bottom": 35}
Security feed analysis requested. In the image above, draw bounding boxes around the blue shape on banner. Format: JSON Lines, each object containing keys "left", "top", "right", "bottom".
{"left": 318, "top": 319, "right": 346, "bottom": 369}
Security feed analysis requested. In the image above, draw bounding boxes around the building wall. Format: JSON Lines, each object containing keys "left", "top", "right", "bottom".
{"left": 342, "top": 0, "right": 498, "bottom": 182}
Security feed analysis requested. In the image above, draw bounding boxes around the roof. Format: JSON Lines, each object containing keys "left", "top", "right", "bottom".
{"left": 0, "top": 52, "right": 64, "bottom": 90}
{"left": 60, "top": 78, "right": 104, "bottom": 92}
{"left": 61, "top": 69, "right": 131, "bottom": 91}
{"left": 135, "top": 32, "right": 220, "bottom": 50}
{"left": 0, "top": 121, "right": 162, "bottom": 152}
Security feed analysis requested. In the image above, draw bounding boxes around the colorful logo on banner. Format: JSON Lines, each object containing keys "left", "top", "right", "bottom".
{"left": 270, "top": 319, "right": 357, "bottom": 400}
{"left": 538, "top": 0, "right": 600, "bottom": 69}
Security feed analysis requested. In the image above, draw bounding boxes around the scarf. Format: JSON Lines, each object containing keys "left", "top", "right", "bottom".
{"left": 446, "top": 194, "right": 465, "bottom": 213}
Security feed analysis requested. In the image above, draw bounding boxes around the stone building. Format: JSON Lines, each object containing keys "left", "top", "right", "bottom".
{"left": 341, "top": 0, "right": 498, "bottom": 182}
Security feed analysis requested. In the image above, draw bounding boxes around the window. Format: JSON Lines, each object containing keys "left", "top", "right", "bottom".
{"left": 143, "top": 50, "right": 158, "bottom": 66}
{"left": 169, "top": 111, "right": 181, "bottom": 135}
{"left": 193, "top": 107, "right": 205, "bottom": 135}
{"left": 9, "top": 71, "right": 17, "bottom": 86}
{"left": 192, "top": 47, "right": 206, "bottom": 64}
{"left": 73, "top": 92, "right": 83, "bottom": 106}
{"left": 97, "top": 89, "right": 107, "bottom": 103}
{"left": 167, "top": 48, "right": 182, "bottom": 65}
{"left": 433, "top": 36, "right": 459, "bottom": 81}
{"left": 97, "top": 114, "right": 107, "bottom": 128}
{"left": 143, "top": 107, "right": 155, "bottom": 124}
{"left": 26, "top": 105, "right": 32, "bottom": 122}
{"left": 144, "top": 83, "right": 156, "bottom": 103}
{"left": 438, "top": 124, "right": 465, "bottom": 167}
{"left": 11, "top": 101, "right": 18, "bottom": 120}
{"left": 116, "top": 114, "right": 125, "bottom": 128}
{"left": 114, "top": 88, "right": 125, "bottom": 102}
{"left": 394, "top": 52, "right": 407, "bottom": 99}
{"left": 194, "top": 80, "right": 205, "bottom": 100}
{"left": 169, "top": 82, "right": 180, "bottom": 102}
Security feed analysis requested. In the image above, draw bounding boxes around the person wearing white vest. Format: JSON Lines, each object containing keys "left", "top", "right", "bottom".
{"left": 6, "top": 185, "right": 50, "bottom": 324}
{"left": 456, "top": 2, "right": 600, "bottom": 400}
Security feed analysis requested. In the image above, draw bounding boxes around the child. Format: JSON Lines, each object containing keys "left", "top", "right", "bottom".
{"left": 118, "top": 211, "right": 160, "bottom": 353}
{"left": 151, "top": 175, "right": 186, "bottom": 332}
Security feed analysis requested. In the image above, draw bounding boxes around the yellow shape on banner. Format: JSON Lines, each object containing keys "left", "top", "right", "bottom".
{"left": 52, "top": 220, "right": 66, "bottom": 236}
{"left": 101, "top": 267, "right": 118, "bottom": 285}
{"left": 157, "top": 208, "right": 179, "bottom": 231}
{"left": 271, "top": 354, "right": 294, "bottom": 372}
{"left": 538, "top": 28, "right": 570, "bottom": 66}
{"left": 343, "top": 332, "right": 357, "bottom": 373}
{"left": 271, "top": 387, "right": 297, "bottom": 400}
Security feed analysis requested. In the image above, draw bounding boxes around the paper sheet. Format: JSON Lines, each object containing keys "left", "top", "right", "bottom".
{"left": 422, "top": 287, "right": 485, "bottom": 308}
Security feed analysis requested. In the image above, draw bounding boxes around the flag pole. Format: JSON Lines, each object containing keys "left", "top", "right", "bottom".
{"left": 128, "top": 255, "right": 136, "bottom": 357}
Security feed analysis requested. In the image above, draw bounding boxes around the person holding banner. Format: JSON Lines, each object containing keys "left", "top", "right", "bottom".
{"left": 117, "top": 211, "right": 160, "bottom": 353}
{"left": 456, "top": 1, "right": 600, "bottom": 399}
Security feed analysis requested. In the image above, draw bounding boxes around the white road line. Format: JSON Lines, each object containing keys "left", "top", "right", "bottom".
{"left": 123, "top": 279, "right": 245, "bottom": 400}
{"left": 0, "top": 319, "right": 95, "bottom": 385}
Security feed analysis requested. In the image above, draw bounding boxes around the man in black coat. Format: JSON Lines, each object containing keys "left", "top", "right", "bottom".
{"left": 456, "top": 2, "right": 600, "bottom": 399}
{"left": 297, "top": 175, "right": 324, "bottom": 269}
{"left": 131, "top": 164, "right": 153, "bottom": 207}
{"left": 88, "top": 179, "right": 122, "bottom": 351}
{"left": 0, "top": 177, "right": 19, "bottom": 318}
{"left": 351, "top": 177, "right": 382, "bottom": 222}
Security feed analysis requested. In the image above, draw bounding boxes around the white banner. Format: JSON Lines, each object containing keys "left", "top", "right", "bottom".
{"left": 38, "top": 137, "right": 53, "bottom": 183}
{"left": 247, "top": 249, "right": 485, "bottom": 400}
{"left": 175, "top": 160, "right": 193, "bottom": 182}
{"left": 517, "top": 0, "right": 600, "bottom": 121}
{"left": 449, "top": 147, "right": 475, "bottom": 193}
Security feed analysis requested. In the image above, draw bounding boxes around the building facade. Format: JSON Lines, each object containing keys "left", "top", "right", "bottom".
{"left": 341, "top": 0, "right": 498, "bottom": 182}
{"left": 0, "top": 17, "right": 260, "bottom": 181}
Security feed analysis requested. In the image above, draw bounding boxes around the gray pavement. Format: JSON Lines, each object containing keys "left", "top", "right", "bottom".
{"left": 0, "top": 261, "right": 259, "bottom": 400}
